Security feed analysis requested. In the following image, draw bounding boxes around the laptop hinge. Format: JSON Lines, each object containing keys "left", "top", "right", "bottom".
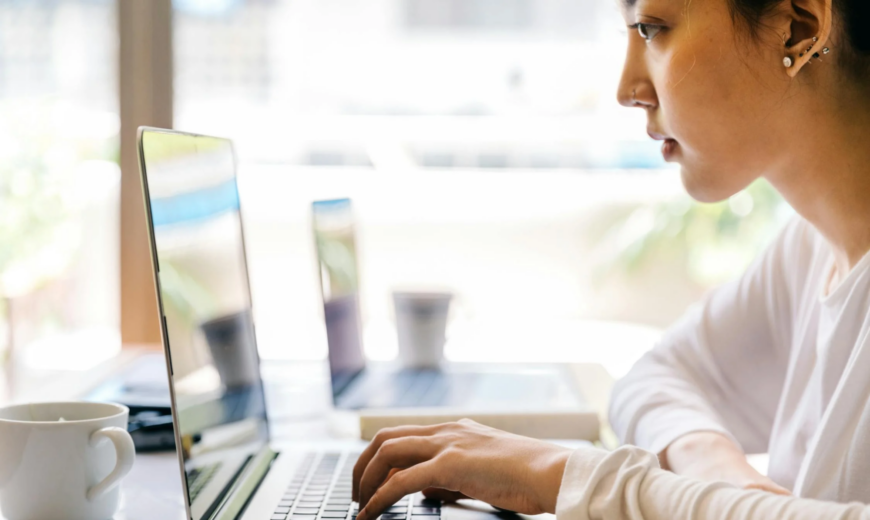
{"left": 209, "top": 447, "right": 279, "bottom": 520}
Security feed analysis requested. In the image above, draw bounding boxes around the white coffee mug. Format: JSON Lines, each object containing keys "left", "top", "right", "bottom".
{"left": 0, "top": 401, "right": 136, "bottom": 520}
{"left": 393, "top": 291, "right": 453, "bottom": 369}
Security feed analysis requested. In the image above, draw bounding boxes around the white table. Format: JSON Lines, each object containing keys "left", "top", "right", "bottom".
{"left": 1, "top": 351, "right": 615, "bottom": 520}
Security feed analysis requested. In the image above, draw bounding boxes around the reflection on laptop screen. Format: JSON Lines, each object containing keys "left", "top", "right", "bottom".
{"left": 140, "top": 129, "right": 269, "bottom": 520}
{"left": 312, "top": 199, "right": 366, "bottom": 398}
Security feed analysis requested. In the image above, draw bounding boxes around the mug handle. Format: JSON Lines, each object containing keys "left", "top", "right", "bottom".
{"left": 86, "top": 427, "right": 136, "bottom": 501}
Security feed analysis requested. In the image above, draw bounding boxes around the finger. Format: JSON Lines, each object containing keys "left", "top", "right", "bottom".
{"left": 358, "top": 460, "right": 444, "bottom": 520}
{"left": 359, "top": 436, "right": 440, "bottom": 508}
{"left": 353, "top": 425, "right": 443, "bottom": 501}
{"left": 422, "top": 488, "right": 468, "bottom": 502}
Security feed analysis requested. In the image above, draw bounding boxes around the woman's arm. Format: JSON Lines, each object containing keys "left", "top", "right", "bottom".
{"left": 351, "top": 421, "right": 869, "bottom": 520}
{"left": 661, "top": 431, "right": 789, "bottom": 495}
{"left": 610, "top": 220, "right": 810, "bottom": 485}
{"left": 559, "top": 445, "right": 869, "bottom": 520}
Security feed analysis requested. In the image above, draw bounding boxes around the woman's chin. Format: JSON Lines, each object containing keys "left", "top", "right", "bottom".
{"left": 679, "top": 166, "right": 741, "bottom": 204}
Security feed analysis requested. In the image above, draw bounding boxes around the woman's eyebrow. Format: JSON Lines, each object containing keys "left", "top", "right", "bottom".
{"left": 619, "top": 0, "right": 639, "bottom": 16}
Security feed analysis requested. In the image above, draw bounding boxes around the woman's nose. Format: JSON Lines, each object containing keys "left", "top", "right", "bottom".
{"left": 617, "top": 80, "right": 657, "bottom": 109}
{"left": 617, "top": 51, "right": 657, "bottom": 109}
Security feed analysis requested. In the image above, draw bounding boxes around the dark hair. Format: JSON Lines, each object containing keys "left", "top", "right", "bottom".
{"left": 729, "top": 0, "right": 870, "bottom": 78}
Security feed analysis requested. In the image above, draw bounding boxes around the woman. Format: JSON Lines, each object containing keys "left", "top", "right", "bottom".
{"left": 350, "top": 0, "right": 870, "bottom": 518}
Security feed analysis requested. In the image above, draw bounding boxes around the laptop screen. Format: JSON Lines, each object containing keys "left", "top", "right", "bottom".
{"left": 139, "top": 129, "right": 269, "bottom": 519}
{"left": 311, "top": 199, "right": 366, "bottom": 397}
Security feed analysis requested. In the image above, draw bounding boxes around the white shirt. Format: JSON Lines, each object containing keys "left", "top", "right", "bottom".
{"left": 555, "top": 445, "right": 870, "bottom": 520}
{"left": 607, "top": 217, "right": 870, "bottom": 501}
{"left": 553, "top": 218, "right": 870, "bottom": 519}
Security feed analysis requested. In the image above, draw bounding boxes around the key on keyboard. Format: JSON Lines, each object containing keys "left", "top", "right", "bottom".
{"left": 270, "top": 453, "right": 442, "bottom": 520}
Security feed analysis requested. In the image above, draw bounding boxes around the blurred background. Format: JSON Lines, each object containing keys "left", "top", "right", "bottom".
{"left": 0, "top": 0, "right": 794, "bottom": 398}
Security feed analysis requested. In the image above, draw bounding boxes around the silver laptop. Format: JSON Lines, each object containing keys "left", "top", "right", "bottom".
{"left": 311, "top": 198, "right": 583, "bottom": 410}
{"left": 138, "top": 127, "right": 556, "bottom": 520}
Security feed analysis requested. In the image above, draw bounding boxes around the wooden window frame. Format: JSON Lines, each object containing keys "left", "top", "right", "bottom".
{"left": 118, "top": 0, "right": 173, "bottom": 346}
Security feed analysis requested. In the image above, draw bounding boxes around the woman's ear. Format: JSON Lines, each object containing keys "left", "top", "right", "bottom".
{"left": 782, "top": 0, "right": 833, "bottom": 78}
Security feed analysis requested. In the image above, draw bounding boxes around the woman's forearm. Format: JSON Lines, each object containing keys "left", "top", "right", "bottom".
{"left": 663, "top": 431, "right": 744, "bottom": 471}
{"left": 557, "top": 446, "right": 869, "bottom": 520}
{"left": 661, "top": 431, "right": 788, "bottom": 494}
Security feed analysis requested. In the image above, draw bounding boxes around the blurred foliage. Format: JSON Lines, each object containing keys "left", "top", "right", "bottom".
{"left": 595, "top": 178, "right": 793, "bottom": 287}
{"left": 0, "top": 99, "right": 118, "bottom": 296}
{"left": 0, "top": 153, "right": 69, "bottom": 292}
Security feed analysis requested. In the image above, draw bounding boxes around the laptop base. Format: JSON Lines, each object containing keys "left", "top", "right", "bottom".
{"left": 334, "top": 363, "right": 583, "bottom": 411}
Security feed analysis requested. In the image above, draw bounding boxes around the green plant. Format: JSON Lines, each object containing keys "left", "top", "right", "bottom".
{"left": 595, "top": 178, "right": 793, "bottom": 287}
{"left": 0, "top": 99, "right": 118, "bottom": 356}
{"left": 0, "top": 107, "right": 73, "bottom": 297}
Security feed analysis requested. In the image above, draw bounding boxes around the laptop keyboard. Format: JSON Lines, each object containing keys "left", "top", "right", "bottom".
{"left": 394, "top": 371, "right": 452, "bottom": 408}
{"left": 271, "top": 452, "right": 441, "bottom": 520}
{"left": 341, "top": 371, "right": 479, "bottom": 409}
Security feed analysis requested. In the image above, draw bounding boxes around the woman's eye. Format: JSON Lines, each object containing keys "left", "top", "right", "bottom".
{"left": 633, "top": 23, "right": 663, "bottom": 42}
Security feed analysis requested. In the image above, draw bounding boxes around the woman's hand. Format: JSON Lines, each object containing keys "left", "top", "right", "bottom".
{"left": 662, "top": 432, "right": 791, "bottom": 496}
{"left": 351, "top": 419, "right": 572, "bottom": 520}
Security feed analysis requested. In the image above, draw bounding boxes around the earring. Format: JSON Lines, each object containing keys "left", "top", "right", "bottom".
{"left": 781, "top": 33, "right": 796, "bottom": 67}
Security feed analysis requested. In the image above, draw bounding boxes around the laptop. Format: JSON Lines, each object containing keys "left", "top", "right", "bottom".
{"left": 137, "top": 127, "right": 555, "bottom": 520}
{"left": 311, "top": 198, "right": 583, "bottom": 411}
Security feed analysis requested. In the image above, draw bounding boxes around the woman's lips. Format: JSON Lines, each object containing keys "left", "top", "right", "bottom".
{"left": 647, "top": 130, "right": 679, "bottom": 161}
{"left": 661, "top": 139, "right": 678, "bottom": 161}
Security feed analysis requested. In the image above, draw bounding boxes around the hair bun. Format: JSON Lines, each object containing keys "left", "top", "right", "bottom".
{"left": 842, "top": 0, "right": 870, "bottom": 54}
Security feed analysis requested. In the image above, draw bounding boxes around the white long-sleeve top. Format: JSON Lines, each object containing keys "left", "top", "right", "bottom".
{"left": 608, "top": 217, "right": 870, "bottom": 501}
{"left": 556, "top": 446, "right": 870, "bottom": 520}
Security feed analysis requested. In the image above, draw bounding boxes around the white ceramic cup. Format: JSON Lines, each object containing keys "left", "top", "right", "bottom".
{"left": 0, "top": 401, "right": 136, "bottom": 520}
{"left": 393, "top": 291, "right": 453, "bottom": 369}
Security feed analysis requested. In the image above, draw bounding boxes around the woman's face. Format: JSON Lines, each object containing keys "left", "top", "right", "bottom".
{"left": 619, "top": 0, "right": 793, "bottom": 202}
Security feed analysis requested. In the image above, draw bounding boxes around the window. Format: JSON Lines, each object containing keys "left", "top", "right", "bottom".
{"left": 404, "top": 0, "right": 532, "bottom": 31}
{"left": 174, "top": 0, "right": 789, "bottom": 375}
{"left": 0, "top": 0, "right": 120, "bottom": 383}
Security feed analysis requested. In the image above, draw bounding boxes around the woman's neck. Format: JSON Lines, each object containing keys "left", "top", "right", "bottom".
{"left": 766, "top": 82, "right": 870, "bottom": 276}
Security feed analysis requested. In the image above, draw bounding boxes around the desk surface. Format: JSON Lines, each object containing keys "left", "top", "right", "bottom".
{"left": 1, "top": 353, "right": 614, "bottom": 520}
